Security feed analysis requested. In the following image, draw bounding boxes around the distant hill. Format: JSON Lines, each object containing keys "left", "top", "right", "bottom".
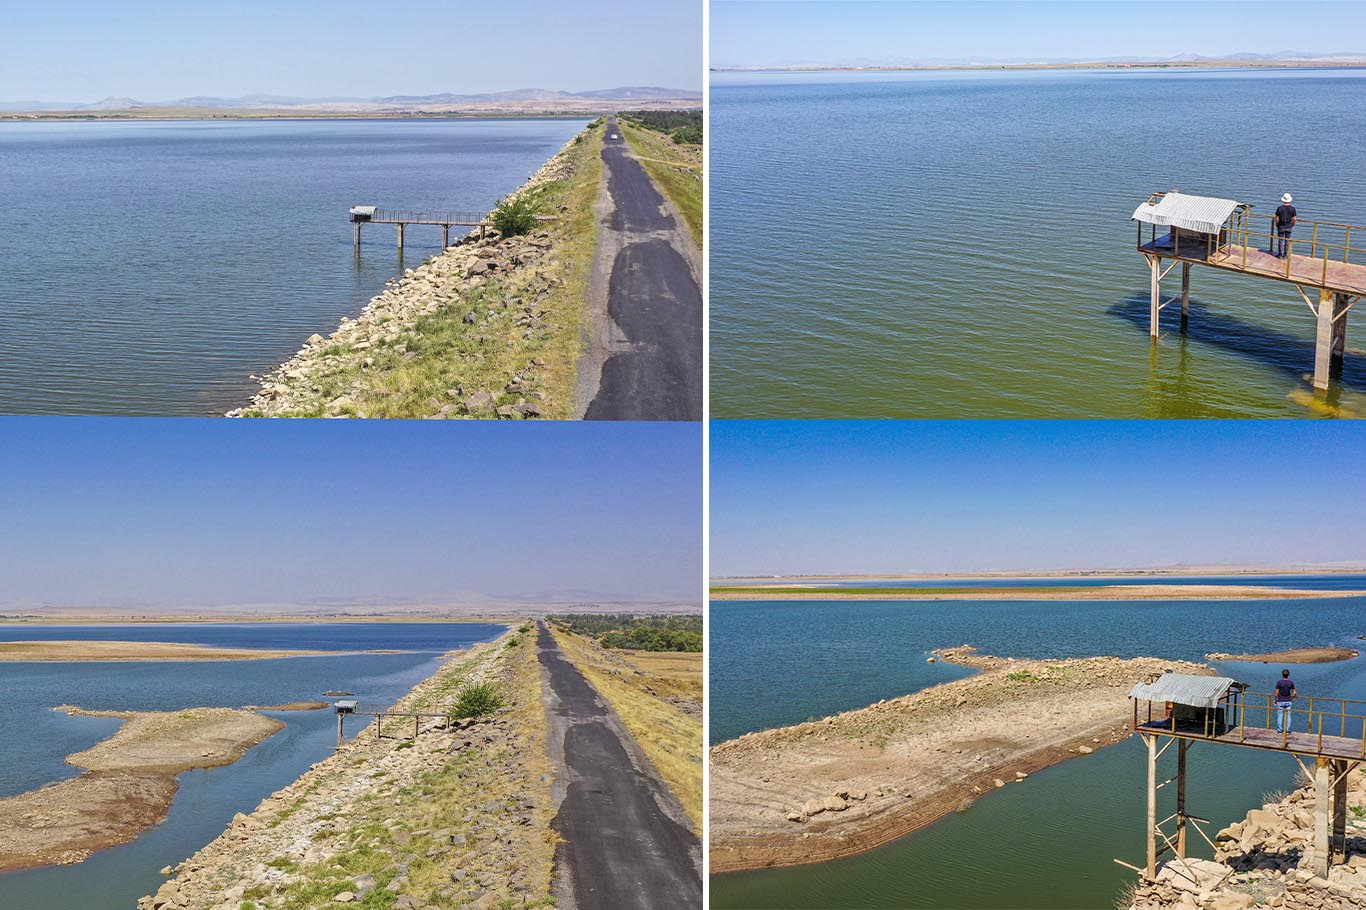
{"left": 0, "top": 86, "right": 702, "bottom": 115}
{"left": 713, "top": 51, "right": 1366, "bottom": 71}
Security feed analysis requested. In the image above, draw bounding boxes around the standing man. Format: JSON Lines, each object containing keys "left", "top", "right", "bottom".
{"left": 1274, "top": 193, "right": 1297, "bottom": 258}
{"left": 1274, "top": 668, "right": 1296, "bottom": 734}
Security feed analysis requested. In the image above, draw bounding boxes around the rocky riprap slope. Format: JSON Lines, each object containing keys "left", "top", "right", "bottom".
{"left": 228, "top": 133, "right": 585, "bottom": 419}
{"left": 1130, "top": 767, "right": 1366, "bottom": 910}
{"left": 139, "top": 629, "right": 554, "bottom": 910}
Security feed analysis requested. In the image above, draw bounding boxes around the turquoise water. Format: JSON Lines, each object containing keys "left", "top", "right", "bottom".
{"left": 709, "top": 595, "right": 1366, "bottom": 908}
{"left": 0, "top": 118, "right": 586, "bottom": 415}
{"left": 709, "top": 67, "right": 1366, "bottom": 418}
{"left": 0, "top": 622, "right": 505, "bottom": 909}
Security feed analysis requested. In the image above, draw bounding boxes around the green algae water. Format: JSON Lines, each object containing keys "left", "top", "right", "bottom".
{"left": 708, "top": 594, "right": 1366, "bottom": 908}
{"left": 709, "top": 68, "right": 1366, "bottom": 418}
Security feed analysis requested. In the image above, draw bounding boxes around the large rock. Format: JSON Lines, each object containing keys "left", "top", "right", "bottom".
{"left": 1155, "top": 858, "right": 1231, "bottom": 894}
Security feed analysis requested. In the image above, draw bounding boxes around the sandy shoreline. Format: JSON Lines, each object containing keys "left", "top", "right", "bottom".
{"left": 709, "top": 646, "right": 1211, "bottom": 874}
{"left": 0, "top": 706, "right": 283, "bottom": 873}
{"left": 0, "top": 640, "right": 327, "bottom": 661}
{"left": 710, "top": 584, "right": 1366, "bottom": 601}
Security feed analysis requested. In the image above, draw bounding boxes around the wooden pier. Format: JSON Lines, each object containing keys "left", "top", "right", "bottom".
{"left": 334, "top": 699, "right": 456, "bottom": 747}
{"left": 1122, "top": 673, "right": 1364, "bottom": 883}
{"left": 1134, "top": 191, "right": 1366, "bottom": 390}
{"left": 349, "top": 205, "right": 489, "bottom": 251}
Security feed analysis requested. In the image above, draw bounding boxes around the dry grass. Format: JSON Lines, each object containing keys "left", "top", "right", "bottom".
{"left": 618, "top": 119, "right": 702, "bottom": 247}
{"left": 551, "top": 628, "right": 702, "bottom": 830}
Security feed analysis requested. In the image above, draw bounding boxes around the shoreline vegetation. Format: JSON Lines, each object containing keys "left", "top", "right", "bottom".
{"left": 709, "top": 584, "right": 1366, "bottom": 601}
{"left": 0, "top": 706, "right": 284, "bottom": 873}
{"left": 0, "top": 640, "right": 329, "bottom": 661}
{"left": 616, "top": 112, "right": 703, "bottom": 246}
{"left": 709, "top": 646, "right": 1212, "bottom": 874}
{"left": 137, "top": 627, "right": 558, "bottom": 910}
{"left": 228, "top": 120, "right": 606, "bottom": 419}
{"left": 549, "top": 625, "right": 703, "bottom": 830}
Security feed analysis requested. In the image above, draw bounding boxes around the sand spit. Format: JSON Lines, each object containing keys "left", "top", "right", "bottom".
{"left": 709, "top": 646, "right": 1211, "bottom": 873}
{"left": 245, "top": 701, "right": 329, "bottom": 712}
{"left": 138, "top": 632, "right": 557, "bottom": 910}
{"left": 0, "top": 640, "right": 325, "bottom": 661}
{"left": 709, "top": 584, "right": 1366, "bottom": 601}
{"left": 1130, "top": 766, "right": 1366, "bottom": 910}
{"left": 1205, "top": 647, "right": 1360, "bottom": 664}
{"left": 0, "top": 707, "right": 283, "bottom": 873}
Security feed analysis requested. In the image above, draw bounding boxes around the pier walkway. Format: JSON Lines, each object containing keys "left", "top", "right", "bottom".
{"left": 1123, "top": 673, "right": 1364, "bottom": 882}
{"left": 1133, "top": 191, "right": 1366, "bottom": 389}
{"left": 349, "top": 206, "right": 490, "bottom": 250}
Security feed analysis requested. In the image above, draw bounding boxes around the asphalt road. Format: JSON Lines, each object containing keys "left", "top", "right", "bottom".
{"left": 582, "top": 117, "right": 703, "bottom": 420}
{"left": 537, "top": 622, "right": 701, "bottom": 909}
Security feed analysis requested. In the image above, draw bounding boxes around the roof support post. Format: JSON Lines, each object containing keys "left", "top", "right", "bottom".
{"left": 1311, "top": 291, "right": 1333, "bottom": 390}
{"left": 1146, "top": 733, "right": 1158, "bottom": 878}
{"left": 1180, "top": 263, "right": 1191, "bottom": 330}
{"left": 1176, "top": 739, "right": 1189, "bottom": 859}
{"left": 1314, "top": 756, "right": 1330, "bottom": 878}
{"left": 1332, "top": 759, "right": 1348, "bottom": 864}
{"left": 1149, "top": 255, "right": 1161, "bottom": 339}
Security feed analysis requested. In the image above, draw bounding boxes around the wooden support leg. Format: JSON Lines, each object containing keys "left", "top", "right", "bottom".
{"left": 353, "top": 223, "right": 361, "bottom": 250}
{"left": 376, "top": 713, "right": 383, "bottom": 741}
{"left": 1180, "top": 263, "right": 1191, "bottom": 330}
{"left": 442, "top": 224, "right": 450, "bottom": 248}
{"left": 1150, "top": 256, "right": 1161, "bottom": 339}
{"left": 1314, "top": 756, "right": 1331, "bottom": 878}
{"left": 1146, "top": 734, "right": 1158, "bottom": 878}
{"left": 337, "top": 712, "right": 345, "bottom": 749}
{"left": 414, "top": 714, "right": 419, "bottom": 740}
{"left": 1176, "top": 740, "right": 1189, "bottom": 859}
{"left": 1314, "top": 289, "right": 1335, "bottom": 390}
{"left": 1333, "top": 759, "right": 1349, "bottom": 863}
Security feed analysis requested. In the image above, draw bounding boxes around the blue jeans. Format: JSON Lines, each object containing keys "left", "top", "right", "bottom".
{"left": 1277, "top": 230, "right": 1292, "bottom": 258}
{"left": 1275, "top": 700, "right": 1293, "bottom": 733}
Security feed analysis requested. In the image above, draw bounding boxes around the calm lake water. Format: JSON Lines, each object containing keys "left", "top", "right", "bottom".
{"left": 0, "top": 621, "right": 505, "bottom": 909}
{"left": 710, "top": 68, "right": 1366, "bottom": 418}
{"left": 709, "top": 593, "right": 1366, "bottom": 908}
{"left": 0, "top": 118, "right": 585, "bottom": 415}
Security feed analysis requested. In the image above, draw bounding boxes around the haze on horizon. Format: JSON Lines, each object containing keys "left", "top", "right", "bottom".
{"left": 711, "top": 0, "right": 1366, "bottom": 68}
{"left": 3, "top": 0, "right": 701, "bottom": 103}
{"left": 0, "top": 420, "right": 702, "bottom": 609}
{"left": 710, "top": 421, "right": 1366, "bottom": 577}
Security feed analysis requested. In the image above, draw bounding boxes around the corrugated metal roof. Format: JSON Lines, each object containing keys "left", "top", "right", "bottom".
{"left": 350, "top": 205, "right": 377, "bottom": 216}
{"left": 1129, "top": 673, "right": 1239, "bottom": 708}
{"left": 1132, "top": 192, "right": 1239, "bottom": 235}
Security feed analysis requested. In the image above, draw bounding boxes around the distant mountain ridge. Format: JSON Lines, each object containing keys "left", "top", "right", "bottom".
{"left": 0, "top": 86, "right": 701, "bottom": 112}
{"left": 714, "top": 50, "right": 1366, "bottom": 70}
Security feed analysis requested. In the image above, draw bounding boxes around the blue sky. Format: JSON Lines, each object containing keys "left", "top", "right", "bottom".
{"left": 711, "top": 421, "right": 1366, "bottom": 575}
{"left": 3, "top": 1, "right": 701, "bottom": 102}
{"left": 711, "top": 1, "right": 1366, "bottom": 67}
{"left": 0, "top": 419, "right": 701, "bottom": 607}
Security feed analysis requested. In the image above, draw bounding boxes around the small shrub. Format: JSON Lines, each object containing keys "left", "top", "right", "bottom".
{"left": 1005, "top": 670, "right": 1035, "bottom": 683}
{"left": 450, "top": 682, "right": 504, "bottom": 720}
{"left": 670, "top": 125, "right": 703, "bottom": 145}
{"left": 490, "top": 195, "right": 539, "bottom": 237}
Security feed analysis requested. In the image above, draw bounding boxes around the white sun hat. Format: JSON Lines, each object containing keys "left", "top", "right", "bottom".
{"left": 1282, "top": 193, "right": 1294, "bottom": 203}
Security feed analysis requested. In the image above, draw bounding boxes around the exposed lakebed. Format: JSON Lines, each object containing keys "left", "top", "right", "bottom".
{"left": 709, "top": 587, "right": 1366, "bottom": 908}
{"left": 0, "top": 621, "right": 505, "bottom": 909}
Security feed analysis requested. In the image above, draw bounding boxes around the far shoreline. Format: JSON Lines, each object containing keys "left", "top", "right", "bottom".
{"left": 709, "top": 583, "right": 1366, "bottom": 602}
{"left": 712, "top": 61, "right": 1366, "bottom": 74}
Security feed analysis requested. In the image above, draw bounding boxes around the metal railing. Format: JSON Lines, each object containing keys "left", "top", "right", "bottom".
{"left": 370, "top": 209, "right": 488, "bottom": 225}
{"left": 1138, "top": 199, "right": 1366, "bottom": 289}
{"left": 1138, "top": 690, "right": 1366, "bottom": 758}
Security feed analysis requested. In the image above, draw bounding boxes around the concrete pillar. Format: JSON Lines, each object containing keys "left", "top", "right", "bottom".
{"left": 1314, "top": 289, "right": 1336, "bottom": 390}
{"left": 336, "top": 712, "right": 345, "bottom": 749}
{"left": 1176, "top": 740, "right": 1188, "bottom": 858}
{"left": 442, "top": 224, "right": 450, "bottom": 248}
{"left": 1180, "top": 263, "right": 1191, "bottom": 328}
{"left": 1146, "top": 734, "right": 1158, "bottom": 878}
{"left": 1314, "top": 756, "right": 1331, "bottom": 878}
{"left": 1150, "top": 256, "right": 1161, "bottom": 339}
{"left": 1333, "top": 759, "right": 1348, "bottom": 863}
{"left": 353, "top": 222, "right": 362, "bottom": 250}
{"left": 397, "top": 223, "right": 406, "bottom": 251}
{"left": 1332, "top": 293, "right": 1349, "bottom": 362}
